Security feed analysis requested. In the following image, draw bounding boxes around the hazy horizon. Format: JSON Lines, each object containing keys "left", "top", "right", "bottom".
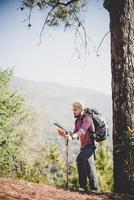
{"left": 0, "top": 0, "right": 111, "bottom": 95}
{"left": 13, "top": 75, "right": 111, "bottom": 96}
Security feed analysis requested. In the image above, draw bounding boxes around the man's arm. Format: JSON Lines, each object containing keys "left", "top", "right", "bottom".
{"left": 55, "top": 116, "right": 92, "bottom": 141}
{"left": 71, "top": 115, "right": 93, "bottom": 139}
{"left": 70, "top": 130, "right": 83, "bottom": 139}
{"left": 58, "top": 129, "right": 83, "bottom": 141}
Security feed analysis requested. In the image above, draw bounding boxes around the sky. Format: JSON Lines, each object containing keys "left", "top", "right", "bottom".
{"left": 0, "top": 0, "right": 111, "bottom": 94}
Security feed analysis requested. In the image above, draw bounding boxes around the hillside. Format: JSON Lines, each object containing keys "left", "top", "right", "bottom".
{"left": 12, "top": 77, "right": 112, "bottom": 130}
{"left": 0, "top": 178, "right": 133, "bottom": 200}
{"left": 11, "top": 77, "right": 113, "bottom": 157}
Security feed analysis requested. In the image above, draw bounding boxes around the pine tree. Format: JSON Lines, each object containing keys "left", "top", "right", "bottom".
{"left": 0, "top": 68, "right": 28, "bottom": 176}
{"left": 96, "top": 142, "right": 113, "bottom": 192}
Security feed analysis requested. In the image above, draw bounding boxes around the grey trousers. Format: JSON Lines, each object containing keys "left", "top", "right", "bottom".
{"left": 76, "top": 144, "right": 100, "bottom": 191}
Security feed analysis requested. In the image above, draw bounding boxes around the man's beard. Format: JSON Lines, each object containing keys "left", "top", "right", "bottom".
{"left": 74, "top": 114, "right": 80, "bottom": 118}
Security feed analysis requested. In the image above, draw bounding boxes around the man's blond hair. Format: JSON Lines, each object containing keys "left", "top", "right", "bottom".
{"left": 72, "top": 101, "right": 85, "bottom": 110}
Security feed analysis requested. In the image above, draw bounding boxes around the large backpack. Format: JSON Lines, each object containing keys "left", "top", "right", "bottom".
{"left": 84, "top": 108, "right": 109, "bottom": 142}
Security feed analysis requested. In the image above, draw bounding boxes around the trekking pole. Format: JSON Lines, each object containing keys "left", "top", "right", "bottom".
{"left": 66, "top": 139, "right": 69, "bottom": 189}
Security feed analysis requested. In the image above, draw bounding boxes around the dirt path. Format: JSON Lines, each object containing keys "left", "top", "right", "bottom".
{"left": 0, "top": 178, "right": 133, "bottom": 200}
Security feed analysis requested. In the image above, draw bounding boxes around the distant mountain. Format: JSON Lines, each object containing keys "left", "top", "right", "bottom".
{"left": 12, "top": 77, "right": 112, "bottom": 123}
{"left": 11, "top": 77, "right": 112, "bottom": 155}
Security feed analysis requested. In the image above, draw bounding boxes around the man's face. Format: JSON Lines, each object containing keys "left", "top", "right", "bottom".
{"left": 72, "top": 106, "right": 82, "bottom": 118}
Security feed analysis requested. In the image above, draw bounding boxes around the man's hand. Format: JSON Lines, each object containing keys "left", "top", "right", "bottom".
{"left": 65, "top": 134, "right": 72, "bottom": 141}
{"left": 58, "top": 129, "right": 72, "bottom": 140}
{"left": 58, "top": 129, "right": 66, "bottom": 137}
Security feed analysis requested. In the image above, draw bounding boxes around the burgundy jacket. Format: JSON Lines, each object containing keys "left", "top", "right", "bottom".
{"left": 73, "top": 114, "right": 95, "bottom": 149}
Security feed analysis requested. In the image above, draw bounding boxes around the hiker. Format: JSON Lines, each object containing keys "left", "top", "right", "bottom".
{"left": 58, "top": 101, "right": 100, "bottom": 194}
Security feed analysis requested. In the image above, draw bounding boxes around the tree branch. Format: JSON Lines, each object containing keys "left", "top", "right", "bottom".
{"left": 96, "top": 31, "right": 110, "bottom": 56}
{"left": 58, "top": 0, "right": 79, "bottom": 6}
{"left": 103, "top": 0, "right": 110, "bottom": 11}
{"left": 39, "top": 6, "right": 56, "bottom": 44}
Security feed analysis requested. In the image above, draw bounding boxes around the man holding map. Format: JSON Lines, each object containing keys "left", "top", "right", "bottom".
{"left": 57, "top": 101, "right": 100, "bottom": 194}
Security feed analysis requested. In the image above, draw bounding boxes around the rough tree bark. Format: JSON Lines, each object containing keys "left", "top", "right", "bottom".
{"left": 104, "top": 0, "right": 134, "bottom": 194}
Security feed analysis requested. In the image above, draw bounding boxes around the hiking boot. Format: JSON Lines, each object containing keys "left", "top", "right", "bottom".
{"left": 78, "top": 187, "right": 86, "bottom": 194}
{"left": 89, "top": 189, "right": 100, "bottom": 195}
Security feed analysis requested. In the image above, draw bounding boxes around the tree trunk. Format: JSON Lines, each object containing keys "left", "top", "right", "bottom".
{"left": 104, "top": 0, "right": 134, "bottom": 194}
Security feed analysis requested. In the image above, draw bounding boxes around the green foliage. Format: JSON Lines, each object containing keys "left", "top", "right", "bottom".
{"left": 68, "top": 161, "right": 79, "bottom": 190}
{"left": 0, "top": 68, "right": 28, "bottom": 176}
{"left": 21, "top": 0, "right": 87, "bottom": 34}
{"left": 95, "top": 141, "right": 113, "bottom": 192}
{"left": 0, "top": 68, "right": 66, "bottom": 186}
{"left": 38, "top": 143, "right": 66, "bottom": 186}
{"left": 16, "top": 143, "right": 67, "bottom": 187}
{"left": 18, "top": 142, "right": 113, "bottom": 192}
